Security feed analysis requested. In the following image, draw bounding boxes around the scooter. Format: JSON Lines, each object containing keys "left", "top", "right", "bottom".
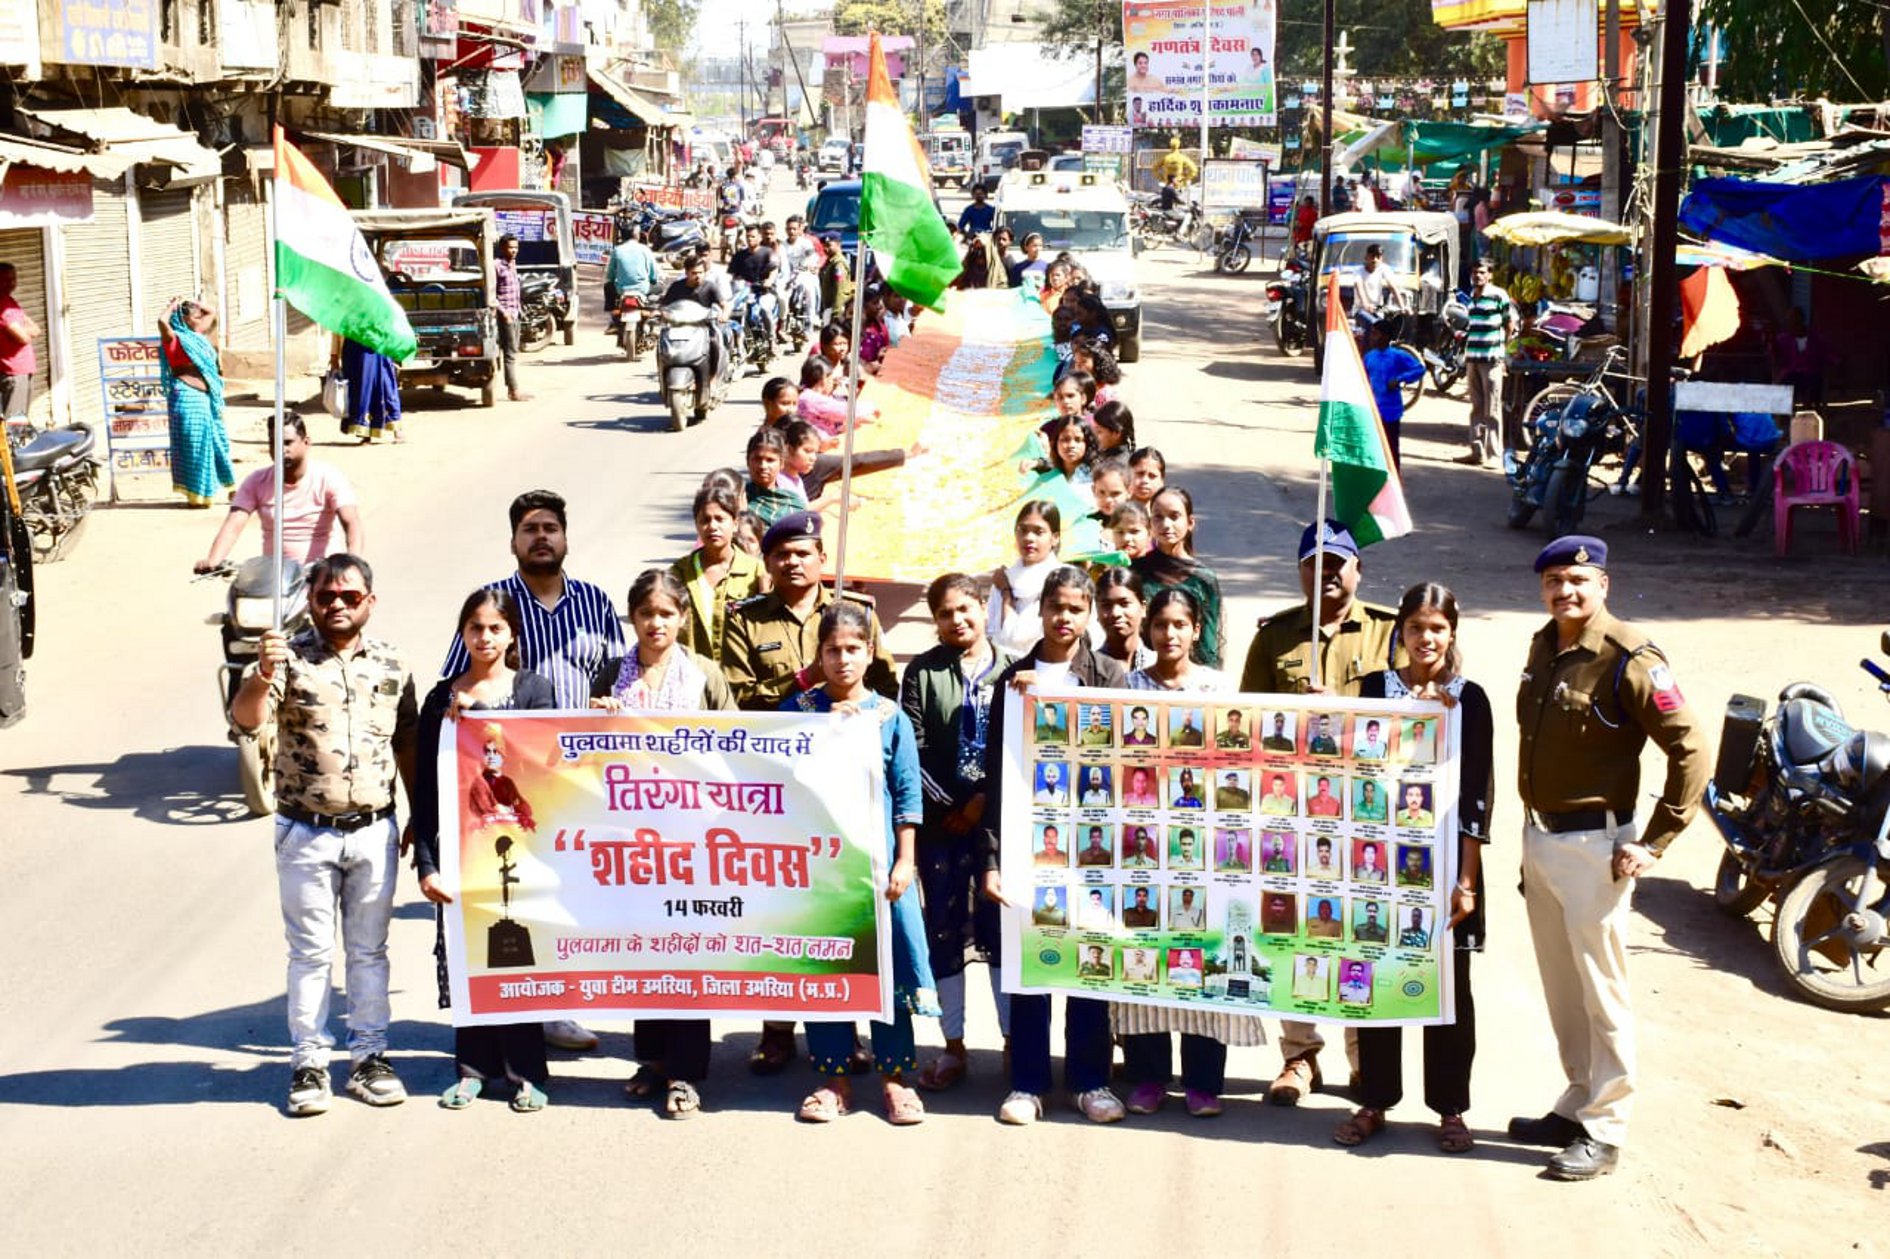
{"left": 203, "top": 556, "right": 309, "bottom": 816}
{"left": 1705, "top": 634, "right": 1890, "bottom": 1013}
{"left": 6, "top": 420, "right": 100, "bottom": 563}
{"left": 656, "top": 300, "right": 734, "bottom": 433}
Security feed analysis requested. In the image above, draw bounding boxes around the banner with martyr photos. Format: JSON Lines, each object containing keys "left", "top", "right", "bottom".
{"left": 439, "top": 712, "right": 892, "bottom": 1027}
{"left": 999, "top": 687, "right": 1459, "bottom": 1025}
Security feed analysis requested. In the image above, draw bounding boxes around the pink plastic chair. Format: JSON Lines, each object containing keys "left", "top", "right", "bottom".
{"left": 1773, "top": 439, "right": 1861, "bottom": 557}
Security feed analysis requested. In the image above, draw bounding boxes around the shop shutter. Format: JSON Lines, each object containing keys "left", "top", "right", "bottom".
{"left": 138, "top": 186, "right": 200, "bottom": 318}
{"left": 60, "top": 177, "right": 134, "bottom": 428}
{"left": 222, "top": 178, "right": 271, "bottom": 351}
{"left": 0, "top": 228, "right": 52, "bottom": 425}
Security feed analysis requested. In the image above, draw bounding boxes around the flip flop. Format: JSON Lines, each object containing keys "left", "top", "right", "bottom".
{"left": 664, "top": 1081, "right": 701, "bottom": 1120}
{"left": 623, "top": 1065, "right": 665, "bottom": 1100}
{"left": 796, "top": 1085, "right": 848, "bottom": 1123}
{"left": 510, "top": 1082, "right": 549, "bottom": 1113}
{"left": 438, "top": 1078, "right": 482, "bottom": 1110}
{"left": 915, "top": 1050, "right": 967, "bottom": 1093}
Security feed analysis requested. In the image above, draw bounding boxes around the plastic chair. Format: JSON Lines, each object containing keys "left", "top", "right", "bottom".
{"left": 1773, "top": 439, "right": 1861, "bottom": 557}
{"left": 1789, "top": 410, "right": 1824, "bottom": 445}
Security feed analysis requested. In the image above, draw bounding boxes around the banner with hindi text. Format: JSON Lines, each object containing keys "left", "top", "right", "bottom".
{"left": 1123, "top": 0, "right": 1278, "bottom": 129}
{"left": 999, "top": 687, "right": 1459, "bottom": 1025}
{"left": 440, "top": 712, "right": 892, "bottom": 1026}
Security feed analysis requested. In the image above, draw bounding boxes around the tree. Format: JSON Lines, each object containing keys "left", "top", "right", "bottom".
{"left": 832, "top": 0, "right": 948, "bottom": 45}
{"left": 646, "top": 0, "right": 703, "bottom": 52}
{"left": 1698, "top": 0, "right": 1888, "bottom": 99}
{"left": 1034, "top": 0, "right": 1124, "bottom": 122}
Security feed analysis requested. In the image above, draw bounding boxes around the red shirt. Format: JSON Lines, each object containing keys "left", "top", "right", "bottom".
{"left": 0, "top": 296, "right": 33, "bottom": 376}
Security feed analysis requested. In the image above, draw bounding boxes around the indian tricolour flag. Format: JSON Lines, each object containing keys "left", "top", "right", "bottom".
{"left": 1314, "top": 274, "right": 1412, "bottom": 545}
{"left": 860, "top": 32, "right": 962, "bottom": 309}
{"left": 272, "top": 126, "right": 417, "bottom": 361}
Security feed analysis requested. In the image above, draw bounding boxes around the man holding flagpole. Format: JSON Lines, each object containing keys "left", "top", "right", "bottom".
{"left": 1240, "top": 273, "right": 1412, "bottom": 1105}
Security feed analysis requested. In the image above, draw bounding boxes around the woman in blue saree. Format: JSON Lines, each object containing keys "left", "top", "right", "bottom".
{"left": 157, "top": 298, "right": 233, "bottom": 506}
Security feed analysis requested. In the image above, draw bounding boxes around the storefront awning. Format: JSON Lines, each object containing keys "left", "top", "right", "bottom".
{"left": 15, "top": 104, "right": 222, "bottom": 185}
{"left": 0, "top": 133, "right": 131, "bottom": 178}
{"left": 589, "top": 67, "right": 682, "bottom": 130}
{"left": 303, "top": 131, "right": 470, "bottom": 171}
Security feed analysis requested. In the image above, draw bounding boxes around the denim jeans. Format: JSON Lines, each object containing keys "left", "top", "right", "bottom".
{"left": 275, "top": 815, "right": 399, "bottom": 1070}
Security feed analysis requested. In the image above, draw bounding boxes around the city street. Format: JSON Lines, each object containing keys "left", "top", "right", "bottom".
{"left": 2, "top": 176, "right": 1887, "bottom": 1256}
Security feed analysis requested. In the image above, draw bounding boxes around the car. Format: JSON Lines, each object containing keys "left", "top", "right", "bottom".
{"left": 996, "top": 171, "right": 1143, "bottom": 362}
{"left": 1048, "top": 152, "right": 1087, "bottom": 172}
{"left": 805, "top": 178, "right": 947, "bottom": 270}
{"left": 817, "top": 138, "right": 850, "bottom": 173}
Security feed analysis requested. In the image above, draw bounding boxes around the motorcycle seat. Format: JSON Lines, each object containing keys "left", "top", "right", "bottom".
{"left": 1777, "top": 696, "right": 1854, "bottom": 767}
{"left": 11, "top": 426, "right": 92, "bottom": 472}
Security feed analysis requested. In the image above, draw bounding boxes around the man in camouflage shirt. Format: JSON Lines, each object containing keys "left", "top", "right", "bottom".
{"left": 232, "top": 554, "right": 417, "bottom": 1117}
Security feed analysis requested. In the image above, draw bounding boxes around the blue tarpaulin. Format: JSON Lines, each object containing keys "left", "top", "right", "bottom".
{"left": 1678, "top": 175, "right": 1887, "bottom": 262}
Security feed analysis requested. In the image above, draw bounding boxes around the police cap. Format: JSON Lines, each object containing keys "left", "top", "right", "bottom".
{"left": 1534, "top": 534, "right": 1608, "bottom": 573}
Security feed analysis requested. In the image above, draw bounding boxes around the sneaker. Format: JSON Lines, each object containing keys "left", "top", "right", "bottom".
{"left": 345, "top": 1054, "right": 407, "bottom": 1107}
{"left": 1125, "top": 1082, "right": 1167, "bottom": 1114}
{"left": 544, "top": 1019, "right": 600, "bottom": 1052}
{"left": 1185, "top": 1089, "right": 1224, "bottom": 1117}
{"left": 287, "top": 1066, "right": 331, "bottom": 1117}
{"left": 1075, "top": 1086, "right": 1126, "bottom": 1124}
{"left": 996, "top": 1090, "right": 1043, "bottom": 1125}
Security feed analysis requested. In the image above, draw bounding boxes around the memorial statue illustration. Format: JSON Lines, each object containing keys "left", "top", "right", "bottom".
{"left": 486, "top": 834, "right": 536, "bottom": 968}
{"left": 468, "top": 723, "right": 536, "bottom": 832}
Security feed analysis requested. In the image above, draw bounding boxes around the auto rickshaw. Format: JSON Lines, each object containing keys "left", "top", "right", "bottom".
{"left": 453, "top": 190, "right": 580, "bottom": 345}
{"left": 1309, "top": 210, "right": 1461, "bottom": 375}
{"left": 353, "top": 208, "right": 501, "bottom": 408}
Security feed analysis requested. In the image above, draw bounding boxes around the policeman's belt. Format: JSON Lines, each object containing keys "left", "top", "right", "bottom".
{"left": 279, "top": 804, "right": 396, "bottom": 833}
{"left": 1528, "top": 808, "right": 1629, "bottom": 833}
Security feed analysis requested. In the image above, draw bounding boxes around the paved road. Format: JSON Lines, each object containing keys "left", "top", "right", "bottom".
{"left": 2, "top": 176, "right": 1886, "bottom": 1256}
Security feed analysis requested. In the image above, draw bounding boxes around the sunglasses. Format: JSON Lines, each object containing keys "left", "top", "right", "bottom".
{"left": 312, "top": 589, "right": 367, "bottom": 609}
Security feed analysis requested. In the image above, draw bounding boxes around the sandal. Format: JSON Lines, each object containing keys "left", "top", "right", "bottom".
{"left": 1333, "top": 1106, "right": 1387, "bottom": 1146}
{"left": 623, "top": 1065, "right": 665, "bottom": 1100}
{"left": 882, "top": 1079, "right": 926, "bottom": 1126}
{"left": 438, "top": 1078, "right": 482, "bottom": 1110}
{"left": 663, "top": 1080, "right": 701, "bottom": 1120}
{"left": 749, "top": 1026, "right": 795, "bottom": 1075}
{"left": 1437, "top": 1113, "right": 1476, "bottom": 1154}
{"left": 915, "top": 1050, "right": 967, "bottom": 1092}
{"left": 509, "top": 1082, "right": 549, "bottom": 1113}
{"left": 796, "top": 1084, "right": 849, "bottom": 1123}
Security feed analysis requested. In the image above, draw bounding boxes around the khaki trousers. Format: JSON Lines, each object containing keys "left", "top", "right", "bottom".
{"left": 1279, "top": 1021, "right": 1360, "bottom": 1075}
{"left": 1521, "top": 816, "right": 1638, "bottom": 1146}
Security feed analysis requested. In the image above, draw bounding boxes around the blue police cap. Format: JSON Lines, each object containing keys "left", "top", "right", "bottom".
{"left": 762, "top": 510, "right": 823, "bottom": 555}
{"left": 1298, "top": 519, "right": 1361, "bottom": 563}
{"left": 1534, "top": 534, "right": 1607, "bottom": 573}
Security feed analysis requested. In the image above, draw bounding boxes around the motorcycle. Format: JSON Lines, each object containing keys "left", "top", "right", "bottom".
{"left": 657, "top": 299, "right": 735, "bottom": 433}
{"left": 516, "top": 271, "right": 567, "bottom": 353}
{"left": 1215, "top": 209, "right": 1266, "bottom": 274}
{"left": 795, "top": 160, "right": 810, "bottom": 190}
{"left": 731, "top": 282, "right": 776, "bottom": 374}
{"left": 1503, "top": 345, "right": 1638, "bottom": 536}
{"left": 1419, "top": 293, "right": 1470, "bottom": 395}
{"left": 1264, "top": 256, "right": 1310, "bottom": 358}
{"left": 615, "top": 292, "right": 659, "bottom": 361}
{"left": 1705, "top": 635, "right": 1890, "bottom": 1012}
{"left": 204, "top": 556, "right": 310, "bottom": 816}
{"left": 1131, "top": 195, "right": 1203, "bottom": 248}
{"left": 6, "top": 421, "right": 100, "bottom": 563}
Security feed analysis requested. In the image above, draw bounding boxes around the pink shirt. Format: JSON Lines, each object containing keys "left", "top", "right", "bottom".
{"left": 0, "top": 296, "right": 34, "bottom": 376}
{"left": 794, "top": 388, "right": 876, "bottom": 437}
{"left": 232, "top": 460, "right": 356, "bottom": 562}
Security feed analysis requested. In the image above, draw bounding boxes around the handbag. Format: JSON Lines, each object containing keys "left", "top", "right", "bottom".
{"left": 320, "top": 368, "right": 348, "bottom": 420}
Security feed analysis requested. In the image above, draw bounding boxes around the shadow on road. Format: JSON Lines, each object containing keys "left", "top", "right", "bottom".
{"left": 1631, "top": 873, "right": 1808, "bottom": 1005}
{"left": 3, "top": 745, "right": 254, "bottom": 827}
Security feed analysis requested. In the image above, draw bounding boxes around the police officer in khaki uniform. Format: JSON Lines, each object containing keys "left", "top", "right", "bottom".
{"left": 720, "top": 509, "right": 894, "bottom": 1075}
{"left": 719, "top": 510, "right": 896, "bottom": 712}
{"left": 1507, "top": 535, "right": 1707, "bottom": 1181}
{"left": 1239, "top": 520, "right": 1402, "bottom": 1105}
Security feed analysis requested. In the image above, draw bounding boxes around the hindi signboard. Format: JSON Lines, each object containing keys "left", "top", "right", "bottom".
{"left": 1000, "top": 687, "right": 1459, "bottom": 1025}
{"left": 96, "top": 336, "right": 169, "bottom": 501}
{"left": 439, "top": 712, "right": 894, "bottom": 1026}
{"left": 1123, "top": 0, "right": 1278, "bottom": 129}
{"left": 572, "top": 209, "right": 614, "bottom": 266}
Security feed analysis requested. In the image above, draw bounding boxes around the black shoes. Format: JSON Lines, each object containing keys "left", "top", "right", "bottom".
{"left": 1506, "top": 1111, "right": 1585, "bottom": 1146}
{"left": 1547, "top": 1135, "right": 1621, "bottom": 1181}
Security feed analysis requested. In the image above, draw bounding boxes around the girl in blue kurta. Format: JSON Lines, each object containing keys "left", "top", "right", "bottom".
{"left": 784, "top": 600, "right": 941, "bottom": 1125}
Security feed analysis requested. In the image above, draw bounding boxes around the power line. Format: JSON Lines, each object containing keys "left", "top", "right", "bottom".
{"left": 1782, "top": 0, "right": 1870, "bottom": 98}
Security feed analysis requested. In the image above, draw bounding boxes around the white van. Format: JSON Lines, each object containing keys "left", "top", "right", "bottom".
{"left": 996, "top": 170, "right": 1143, "bottom": 362}
{"left": 974, "top": 129, "right": 1030, "bottom": 191}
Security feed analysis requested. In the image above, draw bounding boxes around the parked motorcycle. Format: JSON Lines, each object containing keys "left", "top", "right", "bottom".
{"left": 6, "top": 420, "right": 100, "bottom": 563}
{"left": 204, "top": 556, "right": 309, "bottom": 816}
{"left": 1705, "top": 635, "right": 1890, "bottom": 1012}
{"left": 516, "top": 271, "right": 567, "bottom": 353}
{"left": 615, "top": 292, "right": 659, "bottom": 361}
{"left": 1503, "top": 345, "right": 1638, "bottom": 536}
{"left": 1215, "top": 209, "right": 1266, "bottom": 274}
{"left": 657, "top": 299, "right": 734, "bottom": 432}
{"left": 1420, "top": 293, "right": 1470, "bottom": 395}
{"left": 1264, "top": 257, "right": 1310, "bottom": 358}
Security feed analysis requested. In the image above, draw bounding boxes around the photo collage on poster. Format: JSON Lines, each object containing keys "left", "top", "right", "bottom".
{"left": 1006, "top": 688, "right": 1455, "bottom": 1025}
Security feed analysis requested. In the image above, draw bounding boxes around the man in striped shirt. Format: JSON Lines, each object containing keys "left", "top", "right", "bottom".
{"left": 1458, "top": 258, "right": 1515, "bottom": 466}
{"left": 440, "top": 488, "right": 624, "bottom": 1054}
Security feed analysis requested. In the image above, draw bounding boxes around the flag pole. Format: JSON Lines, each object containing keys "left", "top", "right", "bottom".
{"left": 1308, "top": 455, "right": 1328, "bottom": 690}
{"left": 831, "top": 242, "right": 870, "bottom": 595}
{"left": 269, "top": 165, "right": 286, "bottom": 632}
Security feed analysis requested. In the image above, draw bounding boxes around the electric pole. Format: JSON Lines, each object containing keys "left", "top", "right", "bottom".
{"left": 1639, "top": 0, "right": 1691, "bottom": 520}
{"left": 1320, "top": 0, "right": 1334, "bottom": 212}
